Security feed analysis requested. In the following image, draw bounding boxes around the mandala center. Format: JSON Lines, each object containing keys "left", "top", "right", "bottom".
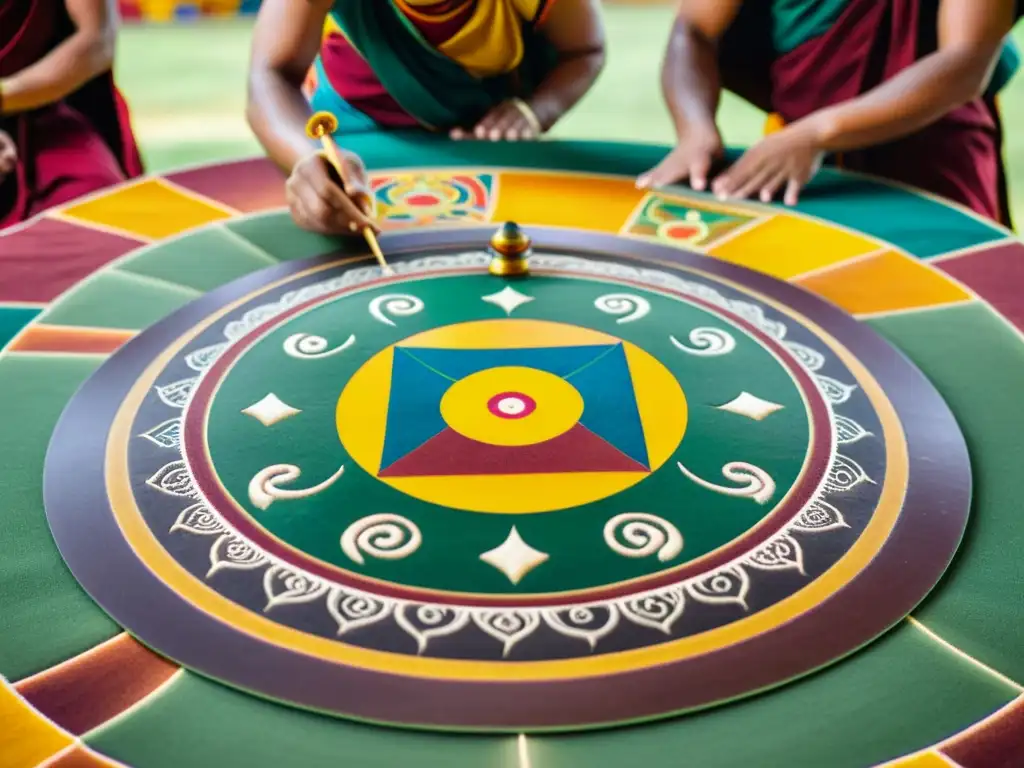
{"left": 488, "top": 392, "right": 536, "bottom": 419}
{"left": 336, "top": 319, "right": 688, "bottom": 514}
{"left": 440, "top": 366, "right": 583, "bottom": 446}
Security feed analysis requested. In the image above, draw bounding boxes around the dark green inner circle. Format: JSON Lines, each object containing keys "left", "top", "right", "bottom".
{"left": 204, "top": 273, "right": 811, "bottom": 595}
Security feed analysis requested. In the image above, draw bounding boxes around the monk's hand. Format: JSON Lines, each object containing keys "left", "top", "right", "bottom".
{"left": 285, "top": 151, "right": 379, "bottom": 236}
{"left": 451, "top": 99, "right": 543, "bottom": 142}
{"left": 636, "top": 126, "right": 723, "bottom": 192}
{"left": 0, "top": 130, "right": 16, "bottom": 178}
{"left": 712, "top": 122, "right": 824, "bottom": 206}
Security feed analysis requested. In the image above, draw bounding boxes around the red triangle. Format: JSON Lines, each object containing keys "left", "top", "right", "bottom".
{"left": 378, "top": 424, "right": 649, "bottom": 477}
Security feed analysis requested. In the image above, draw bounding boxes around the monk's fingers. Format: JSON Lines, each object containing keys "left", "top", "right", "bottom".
{"left": 338, "top": 154, "right": 378, "bottom": 221}
{"left": 734, "top": 166, "right": 779, "bottom": 201}
{"left": 471, "top": 104, "right": 515, "bottom": 141}
{"left": 449, "top": 127, "right": 467, "bottom": 140}
{"left": 488, "top": 108, "right": 525, "bottom": 141}
{"left": 758, "top": 170, "right": 790, "bottom": 203}
{"left": 718, "top": 161, "right": 775, "bottom": 201}
{"left": 286, "top": 186, "right": 334, "bottom": 235}
{"left": 472, "top": 112, "right": 498, "bottom": 140}
{"left": 330, "top": 191, "right": 379, "bottom": 234}
{"left": 688, "top": 154, "right": 713, "bottom": 192}
{"left": 513, "top": 115, "right": 538, "bottom": 141}
{"left": 637, "top": 151, "right": 688, "bottom": 190}
{"left": 300, "top": 156, "right": 378, "bottom": 233}
{"left": 783, "top": 177, "right": 804, "bottom": 207}
{"left": 712, "top": 152, "right": 769, "bottom": 199}
{"left": 288, "top": 174, "right": 362, "bottom": 235}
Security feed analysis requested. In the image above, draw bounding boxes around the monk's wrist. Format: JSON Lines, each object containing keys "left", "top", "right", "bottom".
{"left": 523, "top": 95, "right": 560, "bottom": 133}
{"left": 673, "top": 115, "right": 718, "bottom": 147}
{"left": 798, "top": 109, "right": 841, "bottom": 152}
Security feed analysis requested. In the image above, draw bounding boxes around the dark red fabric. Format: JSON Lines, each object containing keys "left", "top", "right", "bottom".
{"left": 319, "top": 37, "right": 419, "bottom": 127}
{"left": 769, "top": 0, "right": 1010, "bottom": 226}
{"left": 0, "top": 0, "right": 143, "bottom": 230}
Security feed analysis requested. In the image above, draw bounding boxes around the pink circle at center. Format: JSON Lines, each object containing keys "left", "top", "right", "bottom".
{"left": 487, "top": 392, "right": 536, "bottom": 419}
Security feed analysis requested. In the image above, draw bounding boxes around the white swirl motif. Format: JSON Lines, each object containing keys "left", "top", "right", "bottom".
{"left": 619, "top": 588, "right": 685, "bottom": 634}
{"left": 139, "top": 418, "right": 182, "bottom": 449}
{"left": 154, "top": 378, "right": 197, "bottom": 409}
{"left": 262, "top": 565, "right": 328, "bottom": 612}
{"left": 395, "top": 605, "right": 470, "bottom": 653}
{"left": 170, "top": 503, "right": 225, "bottom": 536}
{"left": 670, "top": 327, "right": 736, "bottom": 357}
{"left": 677, "top": 460, "right": 776, "bottom": 504}
{"left": 594, "top": 293, "right": 651, "bottom": 324}
{"left": 283, "top": 332, "right": 355, "bottom": 360}
{"left": 541, "top": 606, "right": 620, "bottom": 649}
{"left": 340, "top": 513, "right": 422, "bottom": 565}
{"left": 247, "top": 463, "right": 345, "bottom": 511}
{"left": 473, "top": 611, "right": 541, "bottom": 657}
{"left": 686, "top": 567, "right": 751, "bottom": 610}
{"left": 206, "top": 534, "right": 267, "bottom": 578}
{"left": 835, "top": 414, "right": 872, "bottom": 445}
{"left": 185, "top": 343, "right": 228, "bottom": 372}
{"left": 326, "top": 588, "right": 393, "bottom": 636}
{"left": 368, "top": 293, "right": 424, "bottom": 326}
{"left": 146, "top": 460, "right": 199, "bottom": 499}
{"left": 791, "top": 499, "right": 849, "bottom": 532}
{"left": 784, "top": 341, "right": 825, "bottom": 372}
{"left": 824, "top": 455, "right": 874, "bottom": 494}
{"left": 746, "top": 534, "right": 805, "bottom": 575}
{"left": 603, "top": 513, "right": 684, "bottom": 562}
{"left": 816, "top": 375, "right": 856, "bottom": 405}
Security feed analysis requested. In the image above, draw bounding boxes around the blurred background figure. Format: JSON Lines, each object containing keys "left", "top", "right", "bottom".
{"left": 32, "top": 0, "right": 1024, "bottom": 227}
{"left": 0, "top": 0, "right": 143, "bottom": 228}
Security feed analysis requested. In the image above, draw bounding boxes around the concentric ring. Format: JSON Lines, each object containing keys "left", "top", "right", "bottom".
{"left": 43, "top": 227, "right": 970, "bottom": 731}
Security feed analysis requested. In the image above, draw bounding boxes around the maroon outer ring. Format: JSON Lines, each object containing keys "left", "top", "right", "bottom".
{"left": 181, "top": 267, "right": 833, "bottom": 608}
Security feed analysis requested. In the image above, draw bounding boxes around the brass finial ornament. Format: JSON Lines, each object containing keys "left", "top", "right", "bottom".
{"left": 488, "top": 222, "right": 531, "bottom": 277}
{"left": 306, "top": 111, "right": 340, "bottom": 139}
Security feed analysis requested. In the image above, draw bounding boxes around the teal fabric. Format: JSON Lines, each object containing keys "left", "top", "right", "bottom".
{"left": 770, "top": 0, "right": 850, "bottom": 53}
{"left": 989, "top": 37, "right": 1021, "bottom": 96}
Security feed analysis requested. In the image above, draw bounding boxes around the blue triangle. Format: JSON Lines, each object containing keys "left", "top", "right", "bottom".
{"left": 378, "top": 348, "right": 451, "bottom": 471}
{"left": 567, "top": 344, "right": 650, "bottom": 468}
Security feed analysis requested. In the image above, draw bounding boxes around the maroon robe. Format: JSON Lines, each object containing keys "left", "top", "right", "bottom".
{"left": 0, "top": 0, "right": 143, "bottom": 230}
{"left": 722, "top": 0, "right": 1013, "bottom": 227}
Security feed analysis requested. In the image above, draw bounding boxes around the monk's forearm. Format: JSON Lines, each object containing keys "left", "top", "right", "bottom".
{"left": 528, "top": 49, "right": 604, "bottom": 131}
{"left": 661, "top": 17, "right": 721, "bottom": 139}
{"left": 245, "top": 67, "right": 319, "bottom": 173}
{"left": 803, "top": 49, "right": 999, "bottom": 152}
{"left": 0, "top": 31, "right": 114, "bottom": 114}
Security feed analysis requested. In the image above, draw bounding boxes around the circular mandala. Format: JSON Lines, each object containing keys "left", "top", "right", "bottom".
{"left": 44, "top": 228, "right": 970, "bottom": 731}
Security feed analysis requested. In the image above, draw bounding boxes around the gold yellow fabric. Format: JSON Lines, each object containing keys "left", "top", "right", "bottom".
{"left": 402, "top": 0, "right": 545, "bottom": 77}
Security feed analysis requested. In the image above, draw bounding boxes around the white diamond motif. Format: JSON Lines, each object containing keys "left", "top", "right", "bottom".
{"left": 241, "top": 393, "right": 302, "bottom": 427}
{"left": 479, "top": 526, "right": 549, "bottom": 584}
{"left": 481, "top": 286, "right": 534, "bottom": 316}
{"left": 716, "top": 392, "right": 784, "bottom": 421}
